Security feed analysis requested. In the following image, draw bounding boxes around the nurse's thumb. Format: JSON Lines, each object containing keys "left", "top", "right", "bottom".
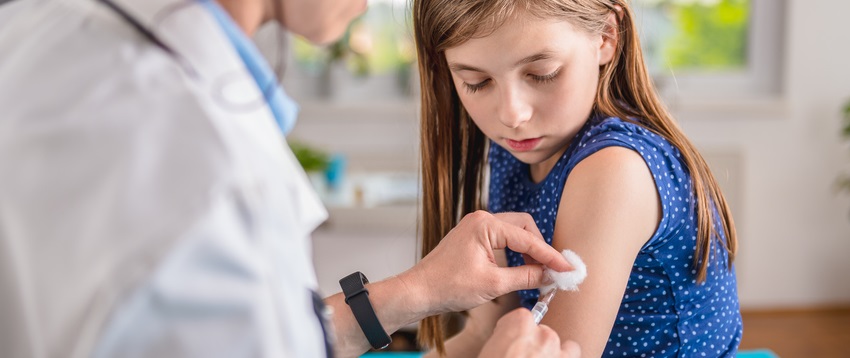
{"left": 492, "top": 264, "right": 548, "bottom": 293}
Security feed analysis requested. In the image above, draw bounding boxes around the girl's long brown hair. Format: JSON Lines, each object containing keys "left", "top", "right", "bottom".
{"left": 413, "top": 0, "right": 738, "bottom": 353}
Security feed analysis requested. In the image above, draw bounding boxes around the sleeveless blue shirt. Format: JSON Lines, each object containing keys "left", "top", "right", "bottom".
{"left": 489, "top": 116, "right": 742, "bottom": 357}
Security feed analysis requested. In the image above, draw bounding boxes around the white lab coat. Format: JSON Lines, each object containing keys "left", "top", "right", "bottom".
{"left": 0, "top": 0, "right": 330, "bottom": 357}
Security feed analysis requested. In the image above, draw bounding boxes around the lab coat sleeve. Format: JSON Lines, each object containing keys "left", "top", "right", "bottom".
{"left": 91, "top": 189, "right": 301, "bottom": 358}
{"left": 0, "top": 61, "right": 325, "bottom": 357}
{"left": 0, "top": 1, "right": 328, "bottom": 355}
{"left": 0, "top": 95, "right": 321, "bottom": 357}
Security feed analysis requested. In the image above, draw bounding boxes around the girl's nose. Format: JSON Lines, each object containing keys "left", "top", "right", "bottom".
{"left": 497, "top": 85, "right": 532, "bottom": 129}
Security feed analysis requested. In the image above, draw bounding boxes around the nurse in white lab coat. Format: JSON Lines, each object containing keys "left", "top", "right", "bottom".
{"left": 0, "top": 0, "right": 580, "bottom": 357}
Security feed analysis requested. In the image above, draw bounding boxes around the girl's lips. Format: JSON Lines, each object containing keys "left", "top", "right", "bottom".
{"left": 505, "top": 137, "right": 542, "bottom": 152}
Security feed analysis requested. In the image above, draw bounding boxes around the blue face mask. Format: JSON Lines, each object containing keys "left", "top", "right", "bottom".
{"left": 201, "top": 0, "right": 299, "bottom": 136}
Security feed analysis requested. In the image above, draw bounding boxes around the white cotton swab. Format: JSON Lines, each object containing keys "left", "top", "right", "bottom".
{"left": 542, "top": 249, "right": 587, "bottom": 293}
{"left": 532, "top": 249, "right": 587, "bottom": 324}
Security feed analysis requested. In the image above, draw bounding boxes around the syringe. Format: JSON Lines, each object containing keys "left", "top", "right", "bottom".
{"left": 531, "top": 288, "right": 557, "bottom": 325}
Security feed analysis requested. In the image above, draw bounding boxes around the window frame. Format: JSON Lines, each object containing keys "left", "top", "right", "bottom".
{"left": 276, "top": 0, "right": 788, "bottom": 113}
{"left": 648, "top": 0, "right": 787, "bottom": 103}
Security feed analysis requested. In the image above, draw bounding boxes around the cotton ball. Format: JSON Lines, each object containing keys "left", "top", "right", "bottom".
{"left": 541, "top": 249, "right": 587, "bottom": 293}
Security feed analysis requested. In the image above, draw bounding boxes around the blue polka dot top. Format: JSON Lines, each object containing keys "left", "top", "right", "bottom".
{"left": 489, "top": 116, "right": 742, "bottom": 357}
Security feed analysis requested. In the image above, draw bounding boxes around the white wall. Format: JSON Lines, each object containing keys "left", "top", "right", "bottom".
{"left": 287, "top": 0, "right": 850, "bottom": 308}
{"left": 678, "top": 0, "right": 850, "bottom": 309}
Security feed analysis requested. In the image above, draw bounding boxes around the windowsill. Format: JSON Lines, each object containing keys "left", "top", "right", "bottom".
{"left": 310, "top": 171, "right": 419, "bottom": 208}
{"left": 296, "top": 99, "right": 418, "bottom": 120}
{"left": 318, "top": 204, "right": 418, "bottom": 232}
{"left": 665, "top": 95, "right": 790, "bottom": 122}
{"left": 293, "top": 95, "right": 789, "bottom": 122}
{"left": 308, "top": 171, "right": 420, "bottom": 232}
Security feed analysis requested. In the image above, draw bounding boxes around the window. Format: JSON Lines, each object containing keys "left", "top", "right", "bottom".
{"left": 287, "top": 0, "right": 415, "bottom": 103}
{"left": 635, "top": 0, "right": 749, "bottom": 72}
{"left": 282, "top": 0, "right": 784, "bottom": 104}
{"left": 633, "top": 0, "right": 786, "bottom": 101}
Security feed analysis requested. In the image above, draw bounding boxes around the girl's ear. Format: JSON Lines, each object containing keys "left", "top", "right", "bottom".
{"left": 598, "top": 6, "right": 622, "bottom": 66}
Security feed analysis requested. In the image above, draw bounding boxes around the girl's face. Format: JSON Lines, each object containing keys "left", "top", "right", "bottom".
{"left": 445, "top": 11, "right": 617, "bottom": 180}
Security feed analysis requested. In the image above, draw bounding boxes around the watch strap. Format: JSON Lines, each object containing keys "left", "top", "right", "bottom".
{"left": 339, "top": 272, "right": 392, "bottom": 349}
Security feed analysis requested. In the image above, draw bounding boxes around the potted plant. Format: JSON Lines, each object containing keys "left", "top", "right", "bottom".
{"left": 289, "top": 140, "right": 330, "bottom": 191}
{"left": 838, "top": 99, "right": 850, "bottom": 198}
{"left": 843, "top": 99, "right": 850, "bottom": 142}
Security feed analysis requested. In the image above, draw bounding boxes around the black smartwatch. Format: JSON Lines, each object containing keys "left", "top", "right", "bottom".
{"left": 339, "top": 271, "right": 392, "bottom": 350}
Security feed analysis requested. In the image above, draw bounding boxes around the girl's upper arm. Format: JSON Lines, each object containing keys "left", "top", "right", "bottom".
{"left": 540, "top": 146, "right": 661, "bottom": 358}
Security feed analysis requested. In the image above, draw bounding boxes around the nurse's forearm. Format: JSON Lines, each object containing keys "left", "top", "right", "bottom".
{"left": 325, "top": 211, "right": 576, "bottom": 356}
{"left": 326, "top": 269, "right": 432, "bottom": 358}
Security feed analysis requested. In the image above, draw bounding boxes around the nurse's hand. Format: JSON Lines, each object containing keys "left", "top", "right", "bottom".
{"left": 327, "top": 211, "right": 573, "bottom": 357}
{"left": 479, "top": 308, "right": 581, "bottom": 358}
{"left": 404, "top": 211, "right": 573, "bottom": 314}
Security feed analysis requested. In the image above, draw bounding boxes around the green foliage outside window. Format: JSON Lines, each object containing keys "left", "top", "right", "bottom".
{"left": 292, "top": 1, "right": 413, "bottom": 77}
{"left": 636, "top": 0, "right": 749, "bottom": 72}
{"left": 292, "top": 20, "right": 369, "bottom": 77}
{"left": 292, "top": 0, "right": 751, "bottom": 84}
{"left": 664, "top": 0, "right": 749, "bottom": 70}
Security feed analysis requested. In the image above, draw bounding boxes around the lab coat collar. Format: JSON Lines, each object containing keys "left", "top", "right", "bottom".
{"left": 199, "top": 1, "right": 300, "bottom": 135}
{"left": 96, "top": 0, "right": 287, "bottom": 153}
{"left": 101, "top": 0, "right": 236, "bottom": 81}
{"left": 103, "top": 0, "right": 196, "bottom": 40}
{"left": 103, "top": 0, "right": 299, "bottom": 136}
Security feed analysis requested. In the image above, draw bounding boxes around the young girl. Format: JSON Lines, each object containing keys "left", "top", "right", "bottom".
{"left": 414, "top": 0, "right": 742, "bottom": 357}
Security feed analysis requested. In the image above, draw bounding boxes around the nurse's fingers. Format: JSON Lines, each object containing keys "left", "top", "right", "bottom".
{"left": 492, "top": 212, "right": 545, "bottom": 239}
{"left": 522, "top": 253, "right": 541, "bottom": 266}
{"left": 487, "top": 216, "right": 573, "bottom": 272}
{"left": 562, "top": 340, "right": 582, "bottom": 358}
{"left": 489, "top": 264, "right": 549, "bottom": 293}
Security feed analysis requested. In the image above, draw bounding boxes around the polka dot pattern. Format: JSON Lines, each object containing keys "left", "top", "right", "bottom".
{"left": 488, "top": 116, "right": 742, "bottom": 357}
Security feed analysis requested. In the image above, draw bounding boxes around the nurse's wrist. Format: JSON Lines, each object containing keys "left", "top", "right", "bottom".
{"left": 329, "top": 273, "right": 426, "bottom": 357}
{"left": 394, "top": 268, "right": 438, "bottom": 319}
{"left": 357, "top": 272, "right": 432, "bottom": 336}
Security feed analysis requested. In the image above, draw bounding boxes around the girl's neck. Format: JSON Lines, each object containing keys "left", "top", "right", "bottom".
{"left": 529, "top": 145, "right": 570, "bottom": 184}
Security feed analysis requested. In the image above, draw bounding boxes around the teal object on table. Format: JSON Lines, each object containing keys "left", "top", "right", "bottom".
{"left": 324, "top": 154, "right": 347, "bottom": 190}
{"left": 361, "top": 350, "right": 778, "bottom": 358}
{"left": 739, "top": 349, "right": 780, "bottom": 358}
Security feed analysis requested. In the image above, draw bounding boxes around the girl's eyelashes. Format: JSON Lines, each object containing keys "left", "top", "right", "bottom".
{"left": 464, "top": 79, "right": 491, "bottom": 94}
{"left": 461, "top": 67, "right": 561, "bottom": 94}
{"left": 530, "top": 67, "right": 561, "bottom": 84}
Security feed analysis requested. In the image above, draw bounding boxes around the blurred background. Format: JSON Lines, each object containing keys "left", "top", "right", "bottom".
{"left": 253, "top": 0, "right": 850, "bottom": 356}
{"left": 256, "top": 0, "right": 850, "bottom": 356}
{"left": 0, "top": 0, "right": 845, "bottom": 356}
{"left": 257, "top": 0, "right": 850, "bottom": 308}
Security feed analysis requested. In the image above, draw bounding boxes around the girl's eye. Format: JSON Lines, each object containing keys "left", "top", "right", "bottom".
{"left": 463, "top": 79, "right": 491, "bottom": 94}
{"left": 530, "top": 68, "right": 561, "bottom": 84}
